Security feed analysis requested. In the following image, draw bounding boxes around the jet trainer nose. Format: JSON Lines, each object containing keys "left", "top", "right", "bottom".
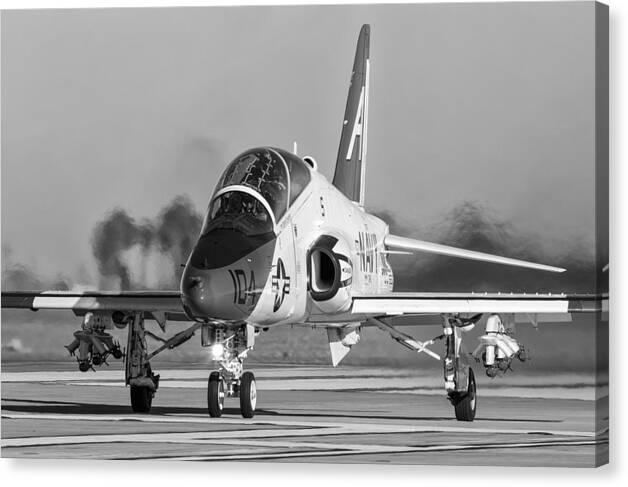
{"left": 180, "top": 189, "right": 277, "bottom": 321}
{"left": 182, "top": 265, "right": 248, "bottom": 321}
{"left": 180, "top": 271, "right": 208, "bottom": 319}
{"left": 181, "top": 232, "right": 277, "bottom": 321}
{"left": 181, "top": 147, "right": 310, "bottom": 322}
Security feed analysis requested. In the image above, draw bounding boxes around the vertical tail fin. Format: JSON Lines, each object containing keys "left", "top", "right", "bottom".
{"left": 332, "top": 24, "right": 370, "bottom": 206}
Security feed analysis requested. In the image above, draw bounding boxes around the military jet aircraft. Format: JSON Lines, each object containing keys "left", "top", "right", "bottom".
{"left": 1, "top": 25, "right": 606, "bottom": 421}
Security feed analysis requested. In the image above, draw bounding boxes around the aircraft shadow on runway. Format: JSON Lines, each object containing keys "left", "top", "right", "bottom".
{"left": 1, "top": 398, "right": 559, "bottom": 423}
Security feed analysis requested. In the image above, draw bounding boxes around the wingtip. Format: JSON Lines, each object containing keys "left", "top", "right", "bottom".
{"left": 539, "top": 264, "right": 566, "bottom": 273}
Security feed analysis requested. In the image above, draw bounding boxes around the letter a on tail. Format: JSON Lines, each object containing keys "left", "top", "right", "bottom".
{"left": 332, "top": 24, "right": 370, "bottom": 207}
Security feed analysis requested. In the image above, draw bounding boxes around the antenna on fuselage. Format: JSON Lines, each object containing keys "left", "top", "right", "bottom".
{"left": 293, "top": 141, "right": 298, "bottom": 155}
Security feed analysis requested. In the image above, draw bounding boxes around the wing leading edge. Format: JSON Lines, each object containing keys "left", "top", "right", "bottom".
{"left": 385, "top": 234, "right": 565, "bottom": 273}
{"left": 1, "top": 291, "right": 184, "bottom": 313}
{"left": 350, "top": 292, "right": 605, "bottom": 317}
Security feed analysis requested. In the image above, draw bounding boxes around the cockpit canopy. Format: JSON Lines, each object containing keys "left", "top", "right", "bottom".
{"left": 192, "top": 148, "right": 312, "bottom": 270}
{"left": 214, "top": 147, "right": 311, "bottom": 222}
{"left": 202, "top": 190, "right": 273, "bottom": 237}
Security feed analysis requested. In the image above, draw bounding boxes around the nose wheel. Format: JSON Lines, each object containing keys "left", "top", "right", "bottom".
{"left": 207, "top": 370, "right": 257, "bottom": 418}
{"left": 240, "top": 371, "right": 257, "bottom": 418}
{"left": 207, "top": 371, "right": 226, "bottom": 417}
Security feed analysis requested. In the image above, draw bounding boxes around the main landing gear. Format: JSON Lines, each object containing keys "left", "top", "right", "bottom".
{"left": 442, "top": 314, "right": 477, "bottom": 422}
{"left": 125, "top": 313, "right": 159, "bottom": 413}
{"left": 370, "top": 314, "right": 482, "bottom": 422}
{"left": 63, "top": 310, "right": 256, "bottom": 417}
{"left": 452, "top": 368, "right": 476, "bottom": 421}
{"left": 65, "top": 311, "right": 198, "bottom": 413}
{"left": 124, "top": 312, "right": 200, "bottom": 413}
{"left": 203, "top": 323, "right": 258, "bottom": 418}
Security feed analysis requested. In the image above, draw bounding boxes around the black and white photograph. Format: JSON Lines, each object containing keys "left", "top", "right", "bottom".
{"left": 1, "top": 0, "right": 609, "bottom": 469}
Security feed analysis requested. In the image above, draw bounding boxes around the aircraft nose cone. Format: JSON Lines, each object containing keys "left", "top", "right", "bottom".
{"left": 181, "top": 267, "right": 249, "bottom": 321}
{"left": 180, "top": 230, "right": 277, "bottom": 321}
{"left": 180, "top": 273, "right": 210, "bottom": 318}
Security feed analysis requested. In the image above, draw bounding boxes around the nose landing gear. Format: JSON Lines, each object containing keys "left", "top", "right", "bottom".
{"left": 207, "top": 371, "right": 226, "bottom": 417}
{"left": 239, "top": 371, "right": 257, "bottom": 419}
{"left": 206, "top": 368, "right": 257, "bottom": 419}
{"left": 203, "top": 323, "right": 258, "bottom": 418}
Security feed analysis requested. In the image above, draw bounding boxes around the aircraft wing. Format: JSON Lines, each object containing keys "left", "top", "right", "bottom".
{"left": 385, "top": 235, "right": 566, "bottom": 273}
{"left": 316, "top": 291, "right": 606, "bottom": 367}
{"left": 350, "top": 292, "right": 605, "bottom": 318}
{"left": 1, "top": 290, "right": 186, "bottom": 319}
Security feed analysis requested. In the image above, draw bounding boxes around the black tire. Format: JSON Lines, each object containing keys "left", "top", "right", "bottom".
{"left": 130, "top": 385, "right": 153, "bottom": 413}
{"left": 239, "top": 371, "right": 257, "bottom": 419}
{"left": 207, "top": 371, "right": 225, "bottom": 418}
{"left": 454, "top": 368, "right": 477, "bottom": 422}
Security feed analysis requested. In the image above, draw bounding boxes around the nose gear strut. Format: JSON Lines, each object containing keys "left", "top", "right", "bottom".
{"left": 202, "top": 323, "right": 258, "bottom": 418}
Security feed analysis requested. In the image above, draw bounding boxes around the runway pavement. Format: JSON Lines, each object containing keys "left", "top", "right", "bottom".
{"left": 1, "top": 363, "right": 608, "bottom": 466}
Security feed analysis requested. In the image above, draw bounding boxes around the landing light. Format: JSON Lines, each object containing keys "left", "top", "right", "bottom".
{"left": 210, "top": 343, "right": 225, "bottom": 360}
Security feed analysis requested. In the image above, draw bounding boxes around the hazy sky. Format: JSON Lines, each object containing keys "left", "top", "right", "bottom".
{"left": 1, "top": 2, "right": 597, "bottom": 280}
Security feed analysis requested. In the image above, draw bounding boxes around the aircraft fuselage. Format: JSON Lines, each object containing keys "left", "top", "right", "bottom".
{"left": 180, "top": 147, "right": 393, "bottom": 327}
